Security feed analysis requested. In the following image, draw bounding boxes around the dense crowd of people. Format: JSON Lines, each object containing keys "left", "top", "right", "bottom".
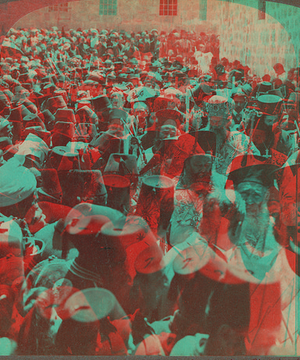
{"left": 0, "top": 26, "right": 299, "bottom": 356}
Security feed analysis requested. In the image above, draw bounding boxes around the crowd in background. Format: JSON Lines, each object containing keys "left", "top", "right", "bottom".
{"left": 0, "top": 26, "right": 299, "bottom": 356}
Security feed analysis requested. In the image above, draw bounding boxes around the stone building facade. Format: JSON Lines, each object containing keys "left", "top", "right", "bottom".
{"left": 10, "top": 0, "right": 300, "bottom": 76}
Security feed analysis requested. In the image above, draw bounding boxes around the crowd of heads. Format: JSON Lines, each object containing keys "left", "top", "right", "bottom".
{"left": 0, "top": 25, "right": 299, "bottom": 356}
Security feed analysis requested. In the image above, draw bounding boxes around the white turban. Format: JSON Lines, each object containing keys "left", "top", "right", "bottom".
{"left": 0, "top": 159, "right": 37, "bottom": 207}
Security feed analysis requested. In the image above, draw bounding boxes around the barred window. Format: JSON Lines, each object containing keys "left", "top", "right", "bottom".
{"left": 49, "top": 3, "right": 70, "bottom": 12}
{"left": 99, "top": 0, "right": 117, "bottom": 15}
{"left": 159, "top": 0, "right": 177, "bottom": 16}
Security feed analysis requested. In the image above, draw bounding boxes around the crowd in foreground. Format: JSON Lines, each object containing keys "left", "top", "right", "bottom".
{"left": 0, "top": 26, "right": 299, "bottom": 356}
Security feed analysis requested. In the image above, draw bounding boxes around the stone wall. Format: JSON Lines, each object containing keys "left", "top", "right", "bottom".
{"left": 214, "top": 0, "right": 297, "bottom": 76}
{"left": 12, "top": 0, "right": 299, "bottom": 76}
{"left": 13, "top": 0, "right": 216, "bottom": 33}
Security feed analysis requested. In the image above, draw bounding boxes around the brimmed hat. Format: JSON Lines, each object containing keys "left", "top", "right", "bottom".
{"left": 227, "top": 154, "right": 279, "bottom": 188}
{"left": 257, "top": 81, "right": 272, "bottom": 95}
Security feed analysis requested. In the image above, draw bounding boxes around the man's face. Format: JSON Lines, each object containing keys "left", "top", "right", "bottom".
{"left": 133, "top": 107, "right": 148, "bottom": 128}
{"left": 210, "top": 116, "right": 227, "bottom": 128}
{"left": 145, "top": 77, "right": 156, "bottom": 88}
{"left": 111, "top": 93, "right": 124, "bottom": 108}
{"left": 14, "top": 88, "right": 29, "bottom": 103}
{"left": 234, "top": 99, "right": 246, "bottom": 113}
{"left": 108, "top": 121, "right": 124, "bottom": 138}
{"left": 159, "top": 124, "right": 177, "bottom": 139}
{"left": 190, "top": 156, "right": 211, "bottom": 175}
{"left": 199, "top": 45, "right": 205, "bottom": 52}
{"left": 237, "top": 182, "right": 268, "bottom": 214}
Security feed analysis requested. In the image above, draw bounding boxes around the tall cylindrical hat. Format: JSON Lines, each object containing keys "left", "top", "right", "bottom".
{"left": 58, "top": 169, "right": 107, "bottom": 208}
{"left": 54, "top": 108, "right": 76, "bottom": 124}
{"left": 51, "top": 121, "right": 76, "bottom": 147}
{"left": 47, "top": 146, "right": 80, "bottom": 171}
{"left": 102, "top": 174, "right": 131, "bottom": 215}
{"left": 43, "top": 95, "right": 67, "bottom": 115}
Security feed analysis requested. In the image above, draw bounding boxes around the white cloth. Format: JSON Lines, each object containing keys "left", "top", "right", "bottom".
{"left": 194, "top": 51, "right": 213, "bottom": 74}
{"left": 170, "top": 333, "right": 209, "bottom": 356}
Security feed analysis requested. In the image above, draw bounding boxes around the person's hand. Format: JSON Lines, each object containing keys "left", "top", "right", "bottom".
{"left": 89, "top": 131, "right": 114, "bottom": 151}
{"left": 107, "top": 124, "right": 124, "bottom": 138}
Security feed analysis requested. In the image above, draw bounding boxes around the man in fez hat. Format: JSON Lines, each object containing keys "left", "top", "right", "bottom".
{"left": 61, "top": 203, "right": 130, "bottom": 311}
{"left": 54, "top": 288, "right": 132, "bottom": 355}
{"left": 89, "top": 95, "right": 111, "bottom": 131}
{"left": 135, "top": 242, "right": 250, "bottom": 356}
{"left": 137, "top": 109, "right": 204, "bottom": 179}
{"left": 251, "top": 94, "right": 289, "bottom": 156}
{"left": 89, "top": 109, "right": 127, "bottom": 170}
